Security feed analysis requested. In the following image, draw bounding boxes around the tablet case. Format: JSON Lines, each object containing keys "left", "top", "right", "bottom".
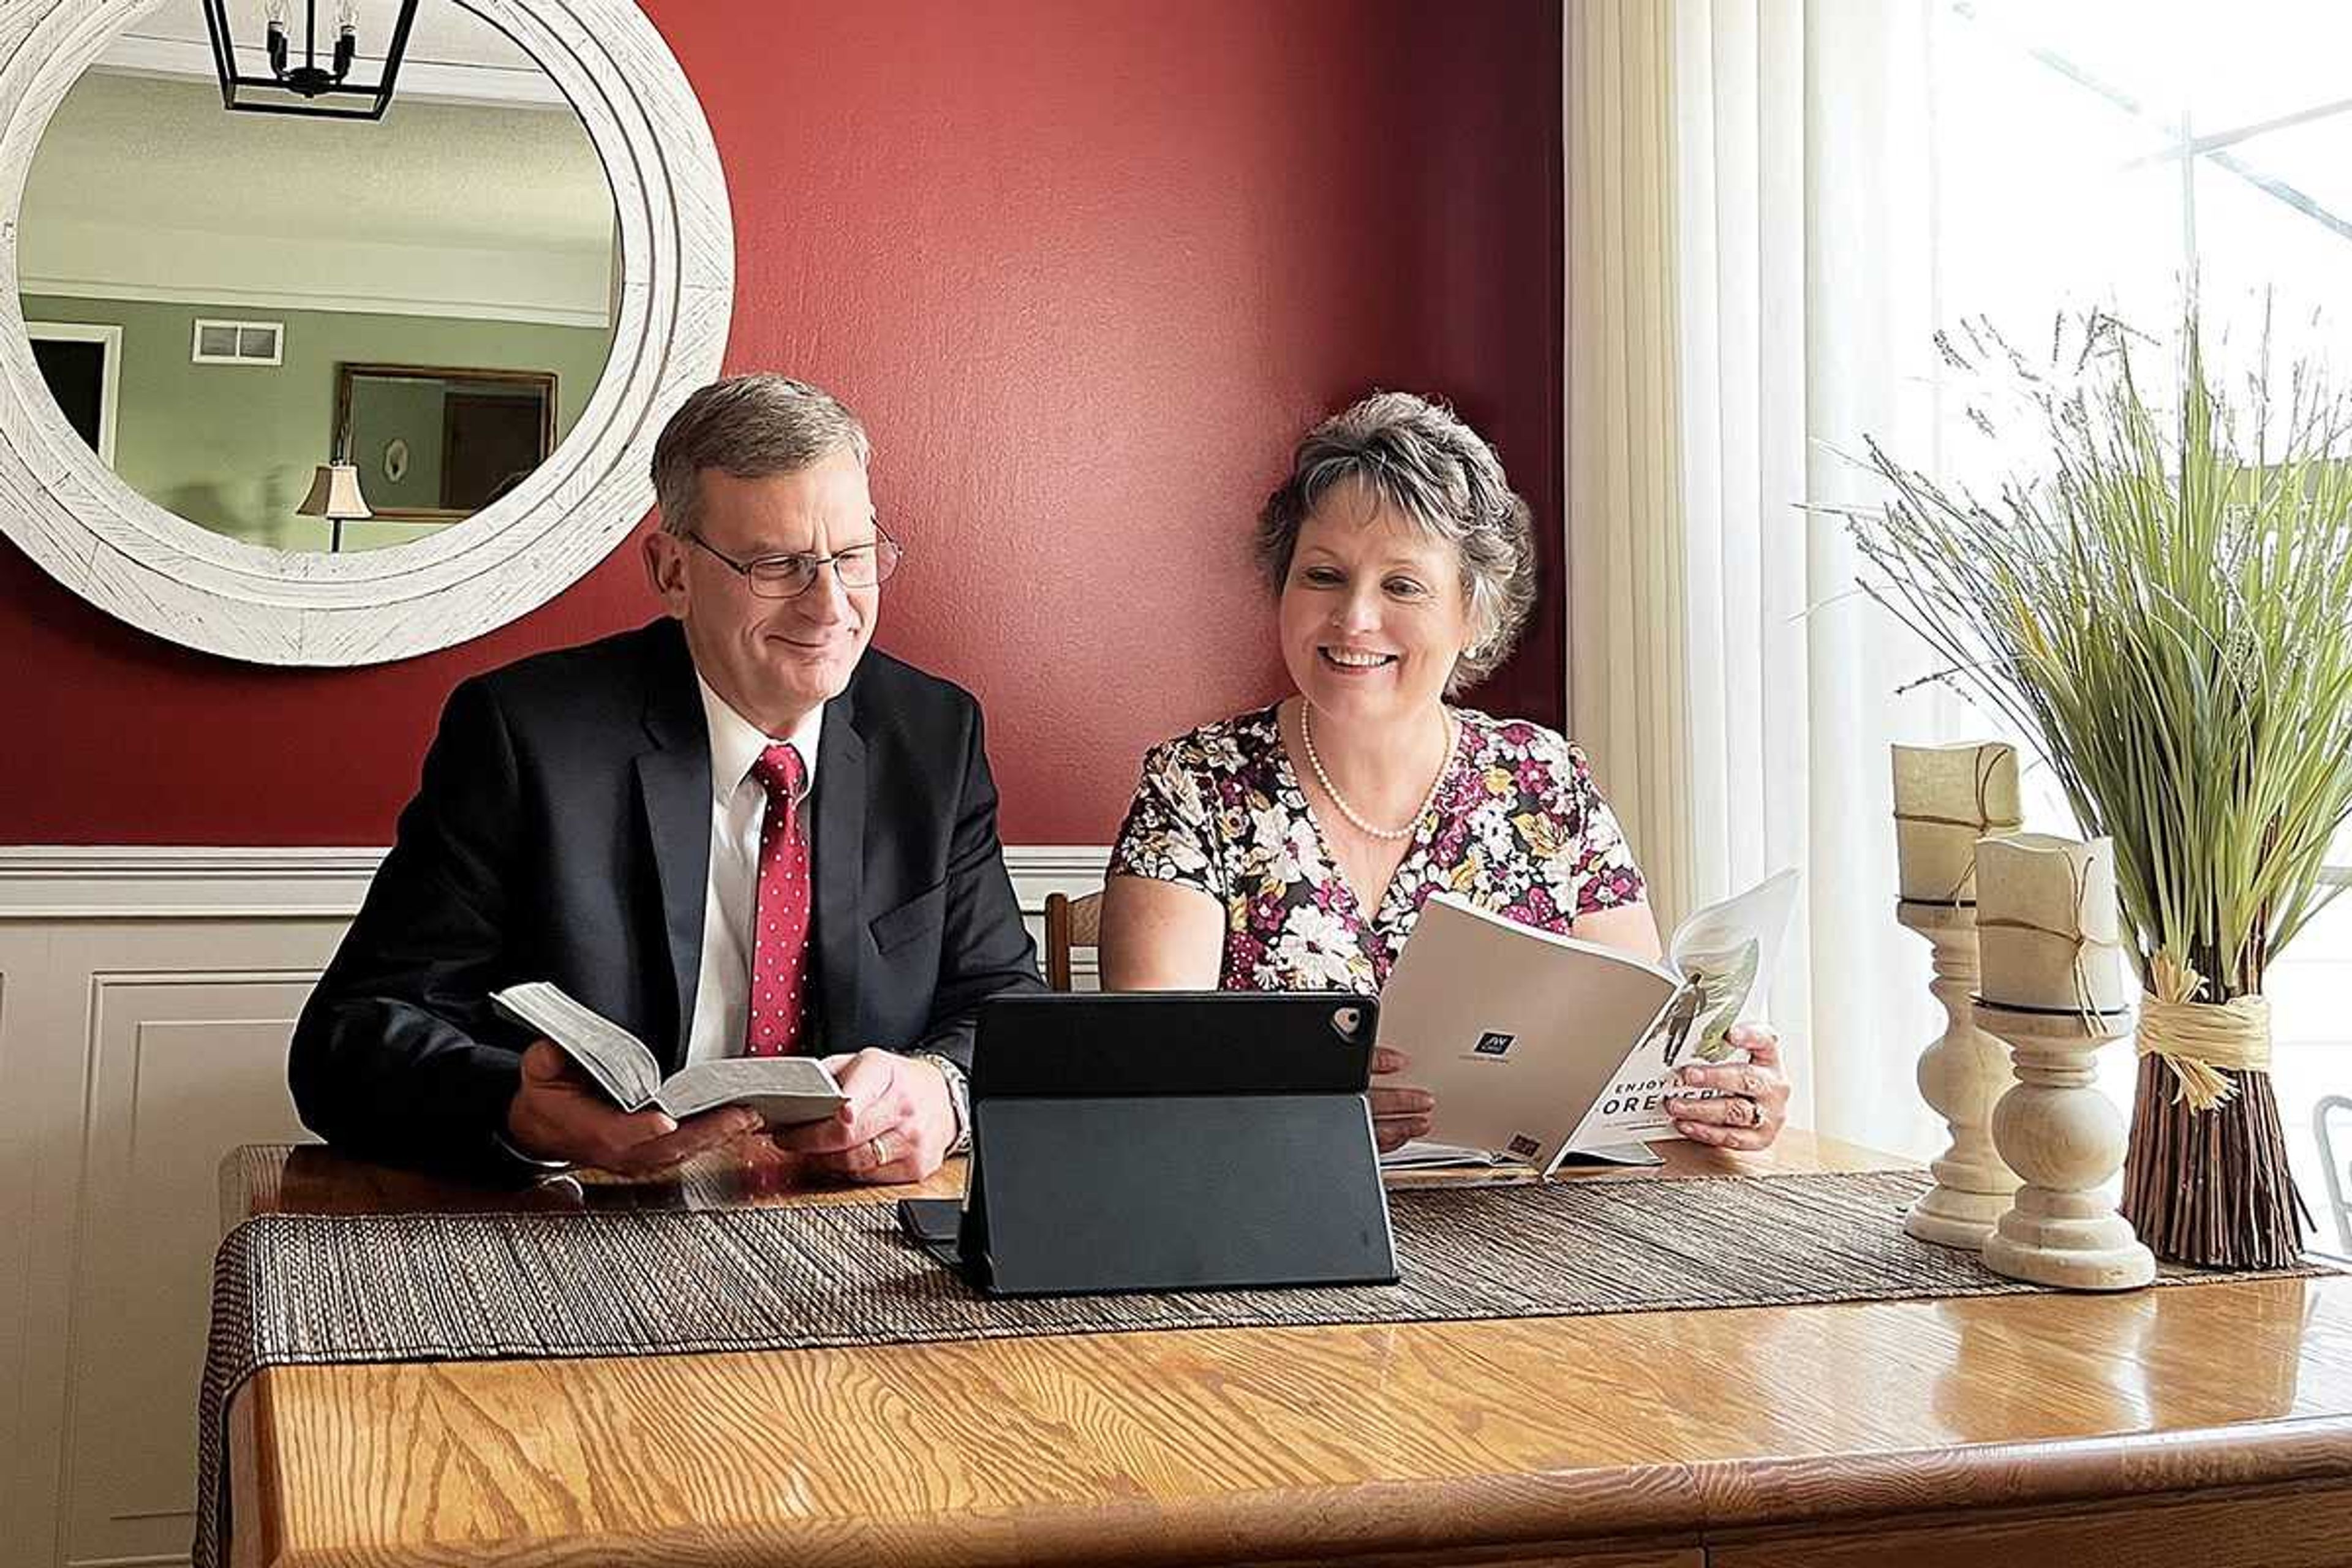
{"left": 905, "top": 992, "right": 1398, "bottom": 1297}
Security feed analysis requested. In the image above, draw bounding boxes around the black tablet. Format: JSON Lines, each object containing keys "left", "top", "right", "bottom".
{"left": 906, "top": 990, "right": 1396, "bottom": 1297}
{"left": 970, "top": 990, "right": 1376, "bottom": 1096}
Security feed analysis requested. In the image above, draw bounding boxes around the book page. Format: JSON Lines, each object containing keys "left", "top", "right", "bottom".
{"left": 1377, "top": 895, "right": 1679, "bottom": 1170}
{"left": 1567, "top": 869, "right": 1801, "bottom": 1145}
{"left": 490, "top": 981, "right": 662, "bottom": 1110}
{"left": 1378, "top": 1140, "right": 1520, "bottom": 1170}
{"left": 1563, "top": 1012, "right": 1732, "bottom": 1145}
{"left": 657, "top": 1057, "right": 848, "bottom": 1126}
{"left": 1662, "top": 869, "right": 1800, "bottom": 1063}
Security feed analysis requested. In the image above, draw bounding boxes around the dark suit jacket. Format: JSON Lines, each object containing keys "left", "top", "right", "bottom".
{"left": 290, "top": 618, "right": 1042, "bottom": 1176}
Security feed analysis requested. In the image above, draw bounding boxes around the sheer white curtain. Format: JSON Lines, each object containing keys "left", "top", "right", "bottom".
{"left": 1566, "top": 0, "right": 1969, "bottom": 1152}
{"left": 1568, "top": 0, "right": 2352, "bottom": 1178}
{"left": 1564, "top": 1, "right": 1692, "bottom": 929}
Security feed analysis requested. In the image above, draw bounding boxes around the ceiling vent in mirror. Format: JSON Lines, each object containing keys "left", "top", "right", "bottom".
{"left": 191, "top": 318, "right": 284, "bottom": 367}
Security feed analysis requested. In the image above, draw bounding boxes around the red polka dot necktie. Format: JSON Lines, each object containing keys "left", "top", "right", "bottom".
{"left": 744, "top": 742, "right": 812, "bottom": 1057}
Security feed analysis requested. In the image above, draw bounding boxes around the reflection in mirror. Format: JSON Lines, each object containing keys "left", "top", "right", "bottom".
{"left": 337, "top": 364, "right": 558, "bottom": 519}
{"left": 17, "top": 0, "right": 617, "bottom": 553}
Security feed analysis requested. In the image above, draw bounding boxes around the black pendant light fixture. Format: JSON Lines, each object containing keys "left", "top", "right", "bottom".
{"left": 202, "top": 0, "right": 421, "bottom": 121}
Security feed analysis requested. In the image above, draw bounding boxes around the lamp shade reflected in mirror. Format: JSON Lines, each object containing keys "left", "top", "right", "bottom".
{"left": 16, "top": 0, "right": 618, "bottom": 553}
{"left": 296, "top": 459, "right": 371, "bottom": 552}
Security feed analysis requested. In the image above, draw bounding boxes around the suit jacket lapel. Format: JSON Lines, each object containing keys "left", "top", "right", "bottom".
{"left": 635, "top": 625, "right": 710, "bottom": 1071}
{"left": 812, "top": 684, "right": 867, "bottom": 1050}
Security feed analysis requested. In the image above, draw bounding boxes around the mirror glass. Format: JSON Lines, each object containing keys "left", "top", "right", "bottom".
{"left": 339, "top": 363, "right": 557, "bottom": 521}
{"left": 17, "top": 0, "right": 618, "bottom": 554}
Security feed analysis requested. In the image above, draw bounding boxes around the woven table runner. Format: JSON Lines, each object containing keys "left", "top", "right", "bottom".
{"left": 192, "top": 1168, "right": 2328, "bottom": 1566}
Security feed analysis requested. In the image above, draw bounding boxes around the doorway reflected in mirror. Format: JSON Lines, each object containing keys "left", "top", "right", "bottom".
{"left": 26, "top": 323, "right": 121, "bottom": 464}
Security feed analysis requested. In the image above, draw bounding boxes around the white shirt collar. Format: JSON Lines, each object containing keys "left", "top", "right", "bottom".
{"left": 693, "top": 673, "right": 824, "bottom": 804}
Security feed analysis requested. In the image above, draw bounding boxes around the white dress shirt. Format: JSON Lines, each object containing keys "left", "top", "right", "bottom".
{"left": 684, "top": 674, "right": 826, "bottom": 1065}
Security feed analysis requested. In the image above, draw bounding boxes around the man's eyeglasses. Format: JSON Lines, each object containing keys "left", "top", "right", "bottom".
{"left": 686, "top": 528, "right": 903, "bottom": 600}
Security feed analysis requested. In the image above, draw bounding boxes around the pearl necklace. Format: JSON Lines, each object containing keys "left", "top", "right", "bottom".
{"left": 1298, "top": 701, "right": 1456, "bottom": 842}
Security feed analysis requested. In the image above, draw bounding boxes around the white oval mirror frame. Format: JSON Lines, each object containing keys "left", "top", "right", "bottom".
{"left": 0, "top": 0, "right": 732, "bottom": 665}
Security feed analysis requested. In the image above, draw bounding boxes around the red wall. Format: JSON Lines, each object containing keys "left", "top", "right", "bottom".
{"left": 1, "top": 0, "right": 1562, "bottom": 846}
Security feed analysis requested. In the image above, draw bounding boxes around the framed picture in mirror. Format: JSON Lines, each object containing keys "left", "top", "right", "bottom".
{"left": 334, "top": 363, "right": 559, "bottom": 521}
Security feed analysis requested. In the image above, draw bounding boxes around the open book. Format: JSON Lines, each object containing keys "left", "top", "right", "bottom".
{"left": 1374, "top": 870, "right": 1799, "bottom": 1173}
{"left": 491, "top": 981, "right": 848, "bottom": 1127}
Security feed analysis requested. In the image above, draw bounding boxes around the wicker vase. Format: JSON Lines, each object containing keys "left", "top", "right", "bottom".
{"left": 2118, "top": 1009, "right": 2309, "bottom": 1270}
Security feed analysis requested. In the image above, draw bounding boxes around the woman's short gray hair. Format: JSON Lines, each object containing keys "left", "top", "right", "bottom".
{"left": 651, "top": 374, "right": 871, "bottom": 537}
{"left": 1256, "top": 391, "right": 1537, "bottom": 693}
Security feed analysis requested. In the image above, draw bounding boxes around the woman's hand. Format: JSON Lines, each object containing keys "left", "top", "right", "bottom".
{"left": 1369, "top": 1046, "right": 1435, "bottom": 1152}
{"left": 1664, "top": 1023, "right": 1789, "bottom": 1151}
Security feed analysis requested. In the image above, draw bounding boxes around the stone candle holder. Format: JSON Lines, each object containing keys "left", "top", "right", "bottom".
{"left": 1974, "top": 999, "right": 2154, "bottom": 1291}
{"left": 1893, "top": 900, "right": 2019, "bottom": 1249}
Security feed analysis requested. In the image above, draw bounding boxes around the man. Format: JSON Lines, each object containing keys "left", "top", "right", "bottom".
{"left": 290, "top": 375, "right": 1041, "bottom": 1182}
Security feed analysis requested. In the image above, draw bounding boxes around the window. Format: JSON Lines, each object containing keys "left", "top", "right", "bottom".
{"left": 1929, "top": 0, "right": 2351, "bottom": 1247}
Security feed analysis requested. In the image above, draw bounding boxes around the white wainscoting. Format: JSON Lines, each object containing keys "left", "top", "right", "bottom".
{"left": 0, "top": 843, "right": 1109, "bottom": 1568}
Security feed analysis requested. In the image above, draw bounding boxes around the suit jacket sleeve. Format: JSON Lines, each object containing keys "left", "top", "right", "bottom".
{"left": 909, "top": 703, "right": 1044, "bottom": 1069}
{"left": 288, "top": 676, "right": 541, "bottom": 1177}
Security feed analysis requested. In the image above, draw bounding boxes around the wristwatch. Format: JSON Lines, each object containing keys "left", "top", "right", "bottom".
{"left": 911, "top": 1050, "right": 973, "bottom": 1154}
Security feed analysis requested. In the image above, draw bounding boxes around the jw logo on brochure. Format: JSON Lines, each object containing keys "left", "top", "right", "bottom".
{"left": 1507, "top": 1133, "right": 1544, "bottom": 1160}
{"left": 1472, "top": 1031, "right": 1515, "bottom": 1057}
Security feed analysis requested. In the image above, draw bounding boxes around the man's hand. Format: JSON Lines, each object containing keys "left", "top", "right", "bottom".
{"left": 767, "top": 1047, "right": 957, "bottom": 1183}
{"left": 504, "top": 1039, "right": 760, "bottom": 1174}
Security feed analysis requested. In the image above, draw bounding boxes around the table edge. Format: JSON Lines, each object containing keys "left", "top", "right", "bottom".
{"left": 230, "top": 1356, "right": 2352, "bottom": 1565}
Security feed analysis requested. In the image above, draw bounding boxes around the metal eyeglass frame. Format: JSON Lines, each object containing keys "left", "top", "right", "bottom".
{"left": 685, "top": 526, "right": 903, "bottom": 598}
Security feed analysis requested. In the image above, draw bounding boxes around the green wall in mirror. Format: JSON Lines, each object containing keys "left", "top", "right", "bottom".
{"left": 20, "top": 292, "right": 614, "bottom": 552}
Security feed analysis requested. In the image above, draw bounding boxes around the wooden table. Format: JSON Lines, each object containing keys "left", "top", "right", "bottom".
{"left": 218, "top": 1133, "right": 2352, "bottom": 1567}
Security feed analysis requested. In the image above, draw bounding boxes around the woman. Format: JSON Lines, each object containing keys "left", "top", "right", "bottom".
{"left": 1099, "top": 391, "right": 1789, "bottom": 1153}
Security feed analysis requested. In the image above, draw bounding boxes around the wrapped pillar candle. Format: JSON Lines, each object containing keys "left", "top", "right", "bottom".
{"left": 1892, "top": 742, "right": 2022, "bottom": 903}
{"left": 1975, "top": 833, "right": 2133, "bottom": 1015}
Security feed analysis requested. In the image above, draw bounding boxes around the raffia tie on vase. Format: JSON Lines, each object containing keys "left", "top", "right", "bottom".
{"left": 2136, "top": 951, "right": 2272, "bottom": 1112}
{"left": 1891, "top": 743, "right": 2025, "bottom": 902}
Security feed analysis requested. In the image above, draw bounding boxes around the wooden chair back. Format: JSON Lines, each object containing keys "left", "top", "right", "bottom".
{"left": 1042, "top": 890, "right": 1102, "bottom": 992}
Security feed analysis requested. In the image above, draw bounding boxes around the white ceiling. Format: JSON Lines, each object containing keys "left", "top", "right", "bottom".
{"left": 24, "top": 69, "right": 612, "bottom": 255}
{"left": 98, "top": 0, "right": 567, "bottom": 108}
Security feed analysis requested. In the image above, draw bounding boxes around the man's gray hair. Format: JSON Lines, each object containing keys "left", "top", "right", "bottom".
{"left": 1256, "top": 391, "right": 1537, "bottom": 693}
{"left": 650, "top": 374, "right": 872, "bottom": 537}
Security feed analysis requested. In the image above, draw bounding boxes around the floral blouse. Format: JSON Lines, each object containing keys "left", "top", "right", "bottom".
{"left": 1109, "top": 705, "right": 1646, "bottom": 992}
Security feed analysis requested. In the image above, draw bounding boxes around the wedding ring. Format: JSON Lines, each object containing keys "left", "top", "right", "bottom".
{"left": 1743, "top": 1099, "right": 1763, "bottom": 1129}
{"left": 870, "top": 1131, "right": 896, "bottom": 1168}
